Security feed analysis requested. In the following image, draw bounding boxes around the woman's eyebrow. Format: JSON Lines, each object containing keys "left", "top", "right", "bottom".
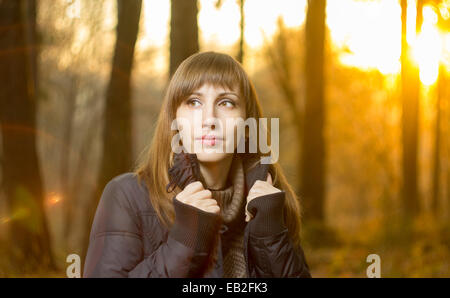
{"left": 218, "top": 92, "right": 239, "bottom": 98}
{"left": 188, "top": 91, "right": 240, "bottom": 98}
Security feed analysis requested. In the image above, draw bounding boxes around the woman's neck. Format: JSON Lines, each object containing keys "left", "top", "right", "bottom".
{"left": 198, "top": 154, "right": 234, "bottom": 190}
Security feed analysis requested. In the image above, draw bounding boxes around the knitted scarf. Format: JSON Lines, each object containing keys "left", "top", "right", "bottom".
{"left": 210, "top": 154, "right": 247, "bottom": 278}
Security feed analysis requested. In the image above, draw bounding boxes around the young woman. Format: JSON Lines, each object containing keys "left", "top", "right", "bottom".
{"left": 83, "top": 51, "right": 311, "bottom": 278}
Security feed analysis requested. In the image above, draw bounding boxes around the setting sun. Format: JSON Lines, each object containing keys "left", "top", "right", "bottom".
{"left": 412, "top": 6, "right": 443, "bottom": 85}
{"left": 327, "top": 0, "right": 449, "bottom": 83}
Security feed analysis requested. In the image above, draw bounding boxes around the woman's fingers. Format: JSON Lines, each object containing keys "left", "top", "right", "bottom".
{"left": 193, "top": 199, "right": 220, "bottom": 215}
{"left": 266, "top": 172, "right": 273, "bottom": 185}
{"left": 205, "top": 205, "right": 220, "bottom": 215}
{"left": 245, "top": 173, "right": 281, "bottom": 222}
{"left": 175, "top": 181, "right": 220, "bottom": 214}
{"left": 176, "top": 181, "right": 202, "bottom": 202}
{"left": 184, "top": 189, "right": 212, "bottom": 204}
{"left": 192, "top": 198, "right": 216, "bottom": 209}
{"left": 245, "top": 201, "right": 254, "bottom": 222}
{"left": 183, "top": 181, "right": 204, "bottom": 195}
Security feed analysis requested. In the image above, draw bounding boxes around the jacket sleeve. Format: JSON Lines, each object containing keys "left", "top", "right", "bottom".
{"left": 83, "top": 179, "right": 221, "bottom": 278}
{"left": 246, "top": 191, "right": 311, "bottom": 278}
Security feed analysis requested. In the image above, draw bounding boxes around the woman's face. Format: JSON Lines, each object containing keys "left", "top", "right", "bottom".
{"left": 175, "top": 83, "right": 246, "bottom": 163}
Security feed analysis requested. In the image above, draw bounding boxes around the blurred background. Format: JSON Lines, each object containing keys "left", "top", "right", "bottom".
{"left": 0, "top": 0, "right": 449, "bottom": 277}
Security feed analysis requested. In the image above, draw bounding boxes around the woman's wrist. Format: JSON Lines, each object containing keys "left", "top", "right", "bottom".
{"left": 170, "top": 196, "right": 222, "bottom": 251}
{"left": 246, "top": 191, "right": 287, "bottom": 237}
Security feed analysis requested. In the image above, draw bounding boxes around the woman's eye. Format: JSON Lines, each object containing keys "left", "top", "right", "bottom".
{"left": 186, "top": 98, "right": 201, "bottom": 107}
{"left": 219, "top": 100, "right": 236, "bottom": 108}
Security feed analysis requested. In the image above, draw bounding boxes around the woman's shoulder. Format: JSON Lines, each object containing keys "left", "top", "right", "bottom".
{"left": 109, "top": 172, "right": 146, "bottom": 190}
{"left": 102, "top": 172, "right": 153, "bottom": 213}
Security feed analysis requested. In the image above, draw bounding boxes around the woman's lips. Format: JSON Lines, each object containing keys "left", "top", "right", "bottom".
{"left": 195, "top": 136, "right": 223, "bottom": 146}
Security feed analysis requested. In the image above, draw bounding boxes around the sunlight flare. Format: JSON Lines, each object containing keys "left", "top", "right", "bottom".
{"left": 46, "top": 192, "right": 62, "bottom": 206}
{"left": 411, "top": 6, "right": 442, "bottom": 85}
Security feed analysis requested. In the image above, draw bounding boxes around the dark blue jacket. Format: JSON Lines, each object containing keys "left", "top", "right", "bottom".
{"left": 83, "top": 154, "right": 311, "bottom": 278}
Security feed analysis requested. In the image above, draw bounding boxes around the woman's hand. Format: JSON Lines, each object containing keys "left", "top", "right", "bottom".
{"left": 175, "top": 181, "right": 220, "bottom": 215}
{"left": 245, "top": 173, "right": 282, "bottom": 222}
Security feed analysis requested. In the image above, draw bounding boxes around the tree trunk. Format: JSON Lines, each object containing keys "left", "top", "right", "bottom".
{"left": 236, "top": 0, "right": 245, "bottom": 64}
{"left": 0, "top": 0, "right": 55, "bottom": 272}
{"left": 401, "top": 0, "right": 421, "bottom": 219}
{"left": 265, "top": 19, "right": 304, "bottom": 173}
{"left": 302, "top": 0, "right": 326, "bottom": 224}
{"left": 81, "top": 0, "right": 142, "bottom": 265}
{"left": 170, "top": 0, "right": 199, "bottom": 78}
{"left": 62, "top": 76, "right": 78, "bottom": 251}
{"left": 431, "top": 64, "right": 444, "bottom": 215}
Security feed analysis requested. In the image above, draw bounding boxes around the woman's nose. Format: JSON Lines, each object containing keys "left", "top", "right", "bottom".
{"left": 202, "top": 104, "right": 217, "bottom": 129}
{"left": 202, "top": 116, "right": 217, "bottom": 130}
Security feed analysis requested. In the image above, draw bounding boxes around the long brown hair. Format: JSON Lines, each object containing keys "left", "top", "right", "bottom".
{"left": 134, "top": 51, "right": 303, "bottom": 249}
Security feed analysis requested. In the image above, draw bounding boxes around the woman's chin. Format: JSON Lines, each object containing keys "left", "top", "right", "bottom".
{"left": 195, "top": 151, "right": 232, "bottom": 163}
